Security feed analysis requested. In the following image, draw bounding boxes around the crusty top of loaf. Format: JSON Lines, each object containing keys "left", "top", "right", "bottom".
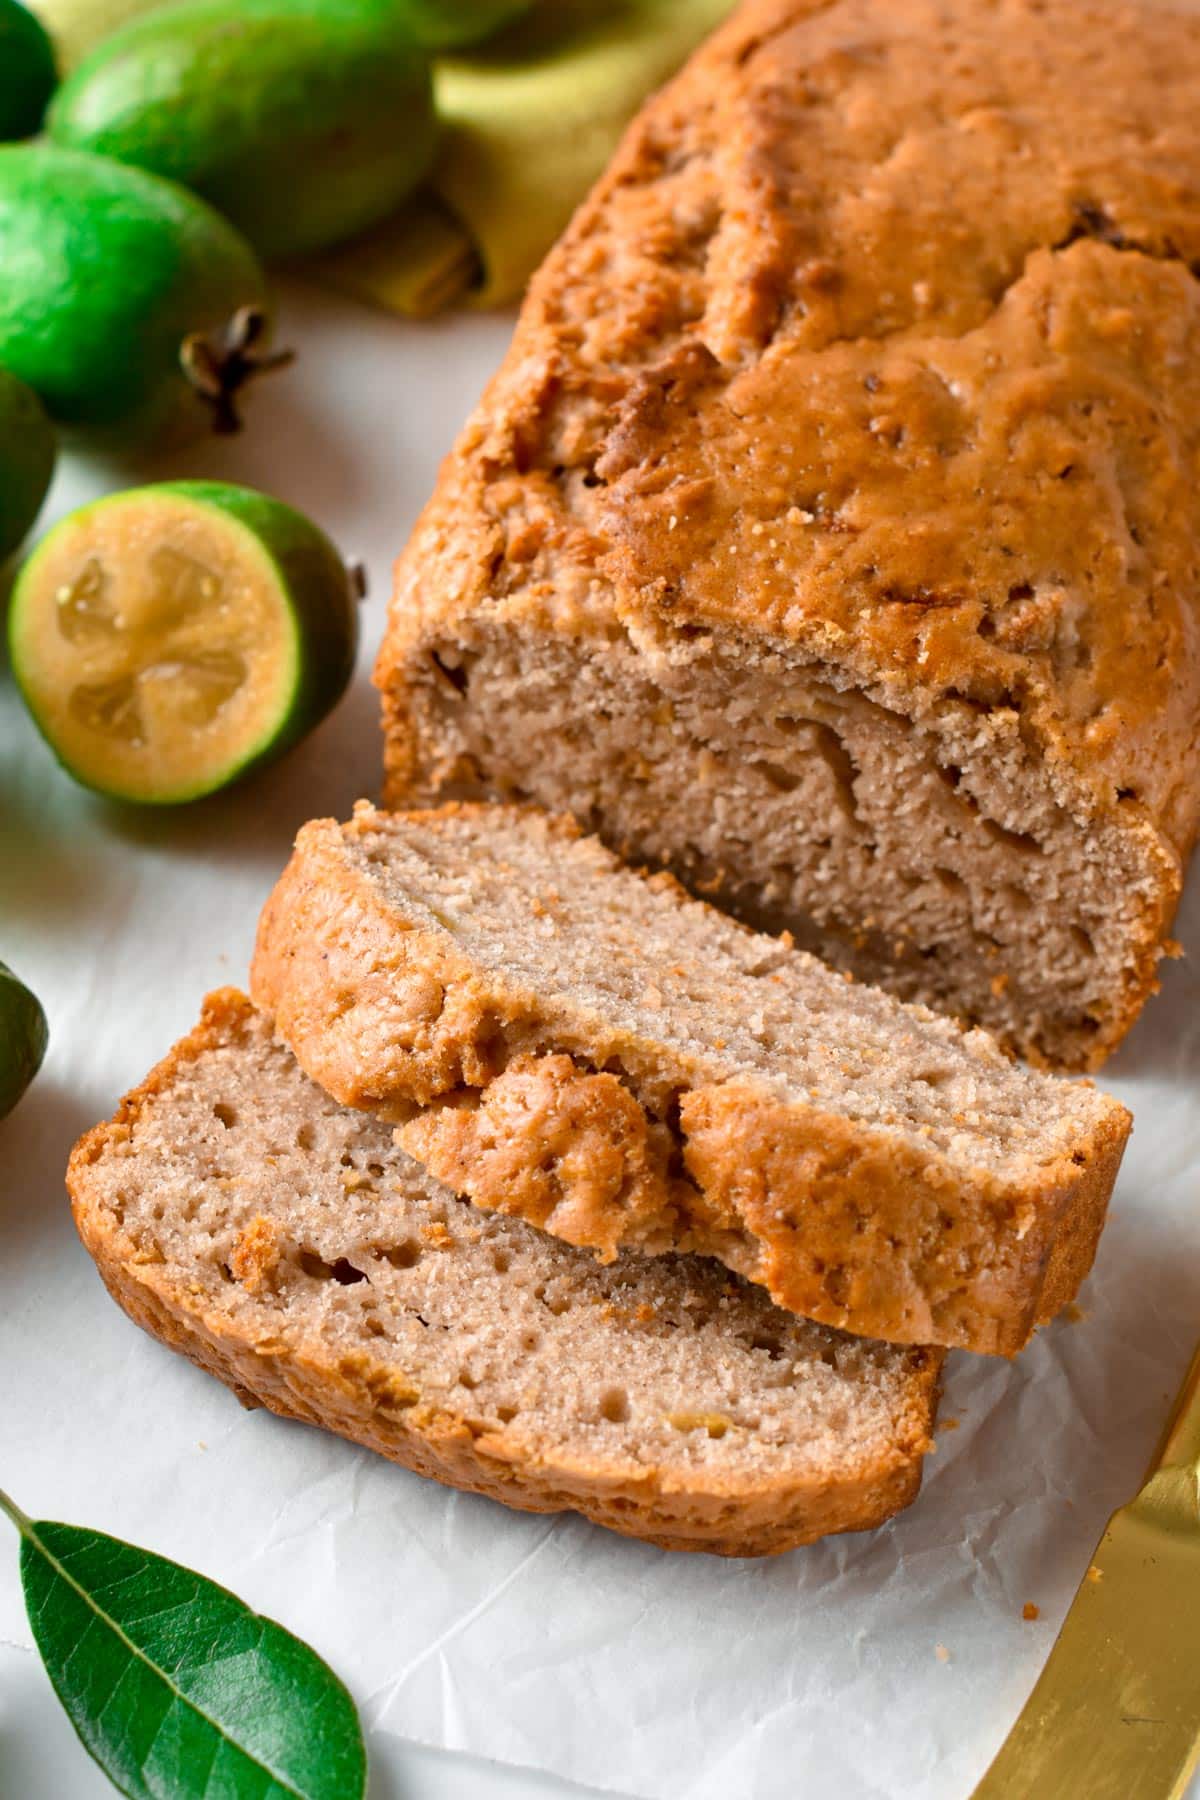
{"left": 379, "top": 0, "right": 1200, "bottom": 854}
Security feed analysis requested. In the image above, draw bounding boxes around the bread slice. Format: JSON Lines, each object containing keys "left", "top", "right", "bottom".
{"left": 250, "top": 803, "right": 1130, "bottom": 1356}
{"left": 374, "top": 0, "right": 1200, "bottom": 1072}
{"left": 68, "top": 990, "right": 942, "bottom": 1557}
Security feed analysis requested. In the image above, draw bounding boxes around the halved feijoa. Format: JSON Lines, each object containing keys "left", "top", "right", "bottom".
{"left": 8, "top": 481, "right": 358, "bottom": 804}
{"left": 0, "top": 960, "right": 47, "bottom": 1119}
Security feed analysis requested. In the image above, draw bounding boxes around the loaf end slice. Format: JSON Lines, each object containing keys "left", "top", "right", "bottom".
{"left": 250, "top": 803, "right": 1131, "bottom": 1356}
{"left": 68, "top": 990, "right": 943, "bottom": 1557}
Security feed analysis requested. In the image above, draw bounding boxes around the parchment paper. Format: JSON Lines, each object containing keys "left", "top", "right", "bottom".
{"left": 2, "top": 282, "right": 1198, "bottom": 1800}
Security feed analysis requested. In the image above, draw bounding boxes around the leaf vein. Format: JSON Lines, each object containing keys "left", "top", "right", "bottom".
{"left": 18, "top": 1520, "right": 314, "bottom": 1800}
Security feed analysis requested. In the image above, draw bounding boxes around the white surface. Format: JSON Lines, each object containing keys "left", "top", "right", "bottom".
{"left": 2, "top": 279, "right": 1198, "bottom": 1800}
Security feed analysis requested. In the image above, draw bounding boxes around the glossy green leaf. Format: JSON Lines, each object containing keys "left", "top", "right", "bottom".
{"left": 0, "top": 1489, "right": 367, "bottom": 1800}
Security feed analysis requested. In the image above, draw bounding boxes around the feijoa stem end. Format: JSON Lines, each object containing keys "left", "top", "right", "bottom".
{"left": 180, "top": 306, "right": 295, "bottom": 436}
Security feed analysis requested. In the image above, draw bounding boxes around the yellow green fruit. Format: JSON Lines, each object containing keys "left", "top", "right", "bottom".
{"left": 27, "top": 0, "right": 156, "bottom": 73}
{"left": 0, "top": 0, "right": 57, "bottom": 138}
{"left": 0, "top": 144, "right": 281, "bottom": 449}
{"left": 10, "top": 482, "right": 360, "bottom": 804}
{"left": 0, "top": 369, "right": 55, "bottom": 560}
{"left": 0, "top": 961, "right": 48, "bottom": 1119}
{"left": 49, "top": 0, "right": 437, "bottom": 259}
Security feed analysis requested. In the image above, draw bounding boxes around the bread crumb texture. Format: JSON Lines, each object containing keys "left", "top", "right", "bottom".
{"left": 68, "top": 990, "right": 944, "bottom": 1556}
{"left": 251, "top": 804, "right": 1130, "bottom": 1354}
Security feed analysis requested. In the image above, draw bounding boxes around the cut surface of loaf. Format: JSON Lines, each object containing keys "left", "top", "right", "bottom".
{"left": 251, "top": 804, "right": 1131, "bottom": 1355}
{"left": 67, "top": 990, "right": 942, "bottom": 1557}
{"left": 375, "top": 0, "right": 1200, "bottom": 1070}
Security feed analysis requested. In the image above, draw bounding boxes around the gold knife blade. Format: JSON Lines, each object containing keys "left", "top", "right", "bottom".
{"left": 972, "top": 1340, "right": 1200, "bottom": 1800}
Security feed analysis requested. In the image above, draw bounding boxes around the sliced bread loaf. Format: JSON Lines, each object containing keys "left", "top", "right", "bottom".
{"left": 375, "top": 0, "right": 1200, "bottom": 1072}
{"left": 68, "top": 989, "right": 942, "bottom": 1557}
{"left": 250, "top": 803, "right": 1131, "bottom": 1356}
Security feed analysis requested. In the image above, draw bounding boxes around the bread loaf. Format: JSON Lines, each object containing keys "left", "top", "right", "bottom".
{"left": 68, "top": 989, "right": 942, "bottom": 1557}
{"left": 251, "top": 803, "right": 1130, "bottom": 1355}
{"left": 376, "top": 0, "right": 1200, "bottom": 1070}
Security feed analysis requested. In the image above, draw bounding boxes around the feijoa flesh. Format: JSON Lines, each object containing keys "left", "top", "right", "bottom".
{"left": 0, "top": 145, "right": 285, "bottom": 449}
{"left": 0, "top": 369, "right": 55, "bottom": 561}
{"left": 49, "top": 0, "right": 437, "bottom": 259}
{"left": 0, "top": 961, "right": 48, "bottom": 1120}
{"left": 9, "top": 482, "right": 359, "bottom": 804}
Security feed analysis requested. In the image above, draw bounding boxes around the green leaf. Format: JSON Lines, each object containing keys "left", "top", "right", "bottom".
{"left": 0, "top": 1488, "right": 367, "bottom": 1800}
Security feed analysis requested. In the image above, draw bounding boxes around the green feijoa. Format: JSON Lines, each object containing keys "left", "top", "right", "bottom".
{"left": 9, "top": 481, "right": 359, "bottom": 805}
{"left": 395, "top": 0, "right": 533, "bottom": 48}
{"left": 49, "top": 0, "right": 437, "bottom": 260}
{"left": 0, "top": 961, "right": 48, "bottom": 1120}
{"left": 0, "top": 144, "right": 286, "bottom": 450}
{"left": 0, "top": 0, "right": 57, "bottom": 139}
{"left": 0, "top": 369, "right": 55, "bottom": 561}
{"left": 25, "top": 0, "right": 159, "bottom": 74}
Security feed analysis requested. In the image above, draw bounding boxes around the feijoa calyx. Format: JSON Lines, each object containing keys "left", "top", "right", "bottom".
{"left": 49, "top": 0, "right": 437, "bottom": 259}
{"left": 9, "top": 482, "right": 359, "bottom": 804}
{"left": 0, "top": 368, "right": 55, "bottom": 561}
{"left": 0, "top": 961, "right": 48, "bottom": 1120}
{"left": 0, "top": 145, "right": 287, "bottom": 449}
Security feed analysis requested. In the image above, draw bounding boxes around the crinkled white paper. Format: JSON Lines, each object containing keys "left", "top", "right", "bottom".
{"left": 3, "top": 283, "right": 1199, "bottom": 1800}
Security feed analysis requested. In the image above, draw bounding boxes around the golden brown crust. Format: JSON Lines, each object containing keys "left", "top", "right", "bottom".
{"left": 404, "top": 1060, "right": 1124, "bottom": 1355}
{"left": 398, "top": 1053, "right": 683, "bottom": 1261}
{"left": 678, "top": 1081, "right": 1125, "bottom": 1356}
{"left": 250, "top": 812, "right": 1131, "bottom": 1355}
{"left": 252, "top": 818, "right": 525, "bottom": 1110}
{"left": 375, "top": 0, "right": 1200, "bottom": 1066}
{"left": 67, "top": 990, "right": 942, "bottom": 1558}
